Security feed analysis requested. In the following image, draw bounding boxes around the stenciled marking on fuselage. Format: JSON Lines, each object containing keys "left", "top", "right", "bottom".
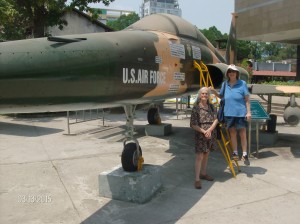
{"left": 122, "top": 68, "right": 166, "bottom": 85}
{"left": 169, "top": 42, "right": 185, "bottom": 59}
{"left": 174, "top": 72, "right": 185, "bottom": 81}
{"left": 169, "top": 84, "right": 180, "bottom": 93}
{"left": 155, "top": 56, "right": 162, "bottom": 64}
{"left": 192, "top": 46, "right": 201, "bottom": 60}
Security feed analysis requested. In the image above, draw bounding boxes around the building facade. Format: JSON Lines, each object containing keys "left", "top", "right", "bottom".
{"left": 47, "top": 9, "right": 112, "bottom": 36}
{"left": 252, "top": 61, "right": 296, "bottom": 83}
{"left": 235, "top": 0, "right": 300, "bottom": 44}
{"left": 140, "top": 0, "right": 182, "bottom": 18}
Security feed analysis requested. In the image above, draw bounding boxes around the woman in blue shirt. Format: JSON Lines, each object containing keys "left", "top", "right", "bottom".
{"left": 210, "top": 64, "right": 251, "bottom": 165}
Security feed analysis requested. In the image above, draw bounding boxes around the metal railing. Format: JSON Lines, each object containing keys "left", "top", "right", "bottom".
{"left": 66, "top": 109, "right": 108, "bottom": 135}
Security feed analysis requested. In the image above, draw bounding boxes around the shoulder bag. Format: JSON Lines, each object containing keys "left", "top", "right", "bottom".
{"left": 217, "top": 82, "right": 226, "bottom": 124}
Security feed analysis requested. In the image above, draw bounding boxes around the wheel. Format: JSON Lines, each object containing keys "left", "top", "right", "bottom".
{"left": 147, "top": 108, "right": 160, "bottom": 124}
{"left": 121, "top": 142, "right": 142, "bottom": 172}
{"left": 283, "top": 106, "right": 300, "bottom": 126}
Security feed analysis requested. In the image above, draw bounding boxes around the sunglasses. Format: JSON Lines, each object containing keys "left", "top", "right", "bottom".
{"left": 228, "top": 69, "right": 237, "bottom": 73}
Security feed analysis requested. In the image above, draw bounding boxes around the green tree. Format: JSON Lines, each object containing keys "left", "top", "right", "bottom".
{"left": 200, "top": 25, "right": 297, "bottom": 63}
{"left": 247, "top": 41, "right": 263, "bottom": 61}
{"left": 0, "top": 0, "right": 114, "bottom": 40}
{"left": 261, "top": 42, "right": 281, "bottom": 60}
{"left": 200, "top": 26, "right": 225, "bottom": 48}
{"left": 236, "top": 40, "right": 252, "bottom": 61}
{"left": 106, "top": 13, "right": 140, "bottom": 31}
{"left": 0, "top": 0, "right": 27, "bottom": 41}
{"left": 277, "top": 44, "right": 297, "bottom": 60}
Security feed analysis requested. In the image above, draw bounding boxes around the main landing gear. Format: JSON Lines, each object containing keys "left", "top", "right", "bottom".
{"left": 121, "top": 105, "right": 161, "bottom": 172}
{"left": 147, "top": 107, "right": 161, "bottom": 125}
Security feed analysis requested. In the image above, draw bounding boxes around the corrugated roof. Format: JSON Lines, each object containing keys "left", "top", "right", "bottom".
{"left": 72, "top": 8, "right": 114, "bottom": 32}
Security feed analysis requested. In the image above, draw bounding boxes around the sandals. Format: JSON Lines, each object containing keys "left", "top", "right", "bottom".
{"left": 195, "top": 174, "right": 214, "bottom": 189}
{"left": 194, "top": 180, "right": 202, "bottom": 189}
{"left": 200, "top": 174, "right": 214, "bottom": 181}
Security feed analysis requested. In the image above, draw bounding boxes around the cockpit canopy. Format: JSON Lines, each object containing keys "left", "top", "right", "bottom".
{"left": 125, "top": 13, "right": 207, "bottom": 43}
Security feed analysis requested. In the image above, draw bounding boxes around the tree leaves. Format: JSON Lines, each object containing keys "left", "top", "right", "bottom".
{"left": 0, "top": 0, "right": 114, "bottom": 40}
{"left": 107, "top": 13, "right": 140, "bottom": 31}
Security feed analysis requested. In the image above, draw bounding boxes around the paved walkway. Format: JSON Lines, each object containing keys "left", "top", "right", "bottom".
{"left": 0, "top": 102, "right": 300, "bottom": 224}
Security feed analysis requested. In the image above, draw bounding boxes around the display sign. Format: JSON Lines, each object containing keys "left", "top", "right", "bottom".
{"left": 250, "top": 100, "right": 270, "bottom": 120}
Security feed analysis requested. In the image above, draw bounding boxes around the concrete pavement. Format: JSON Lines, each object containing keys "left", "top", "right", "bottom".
{"left": 0, "top": 100, "right": 300, "bottom": 224}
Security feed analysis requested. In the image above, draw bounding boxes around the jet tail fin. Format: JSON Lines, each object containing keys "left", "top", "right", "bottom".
{"left": 225, "top": 13, "right": 237, "bottom": 65}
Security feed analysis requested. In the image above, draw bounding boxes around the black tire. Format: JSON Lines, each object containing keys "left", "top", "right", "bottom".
{"left": 121, "top": 142, "right": 142, "bottom": 172}
{"left": 147, "top": 108, "right": 159, "bottom": 124}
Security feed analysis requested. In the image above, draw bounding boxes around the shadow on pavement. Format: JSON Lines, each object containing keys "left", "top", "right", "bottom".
{"left": 81, "top": 124, "right": 267, "bottom": 224}
{"left": 277, "top": 133, "right": 300, "bottom": 158}
{"left": 0, "top": 121, "right": 64, "bottom": 137}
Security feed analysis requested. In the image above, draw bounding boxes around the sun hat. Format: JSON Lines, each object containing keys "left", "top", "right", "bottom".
{"left": 226, "top": 64, "right": 240, "bottom": 78}
{"left": 227, "top": 64, "right": 239, "bottom": 72}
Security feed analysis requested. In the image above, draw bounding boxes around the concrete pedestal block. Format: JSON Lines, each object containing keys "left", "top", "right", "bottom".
{"left": 145, "top": 123, "right": 172, "bottom": 136}
{"left": 99, "top": 164, "right": 162, "bottom": 204}
{"left": 250, "top": 130, "right": 278, "bottom": 146}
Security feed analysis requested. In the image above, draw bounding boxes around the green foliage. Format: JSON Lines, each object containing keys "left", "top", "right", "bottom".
{"left": 200, "top": 26, "right": 226, "bottom": 48}
{"left": 0, "top": 0, "right": 114, "bottom": 40}
{"left": 247, "top": 41, "right": 263, "bottom": 61}
{"left": 106, "top": 13, "right": 140, "bottom": 31}
{"left": 0, "top": 0, "right": 27, "bottom": 41}
{"left": 69, "top": 0, "right": 113, "bottom": 18}
{"left": 239, "top": 58, "right": 253, "bottom": 82}
{"left": 200, "top": 26, "right": 297, "bottom": 64}
{"left": 274, "top": 44, "right": 297, "bottom": 60}
{"left": 246, "top": 42, "right": 296, "bottom": 62}
{"left": 236, "top": 40, "right": 252, "bottom": 61}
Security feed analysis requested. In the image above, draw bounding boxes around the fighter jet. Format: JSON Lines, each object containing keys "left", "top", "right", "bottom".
{"left": 0, "top": 13, "right": 298, "bottom": 171}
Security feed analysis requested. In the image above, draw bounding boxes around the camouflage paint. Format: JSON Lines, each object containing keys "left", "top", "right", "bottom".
{"left": 0, "top": 13, "right": 247, "bottom": 114}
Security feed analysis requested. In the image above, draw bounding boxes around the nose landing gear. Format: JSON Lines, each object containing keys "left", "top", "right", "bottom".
{"left": 121, "top": 104, "right": 144, "bottom": 172}
{"left": 121, "top": 105, "right": 162, "bottom": 172}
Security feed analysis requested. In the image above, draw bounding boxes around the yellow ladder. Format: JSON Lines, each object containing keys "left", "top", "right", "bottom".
{"left": 193, "top": 60, "right": 240, "bottom": 177}
{"left": 217, "top": 125, "right": 240, "bottom": 177}
{"left": 193, "top": 61, "right": 214, "bottom": 88}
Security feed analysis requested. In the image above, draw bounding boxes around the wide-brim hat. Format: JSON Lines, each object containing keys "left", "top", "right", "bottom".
{"left": 226, "top": 64, "right": 240, "bottom": 78}
{"left": 227, "top": 64, "right": 239, "bottom": 72}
